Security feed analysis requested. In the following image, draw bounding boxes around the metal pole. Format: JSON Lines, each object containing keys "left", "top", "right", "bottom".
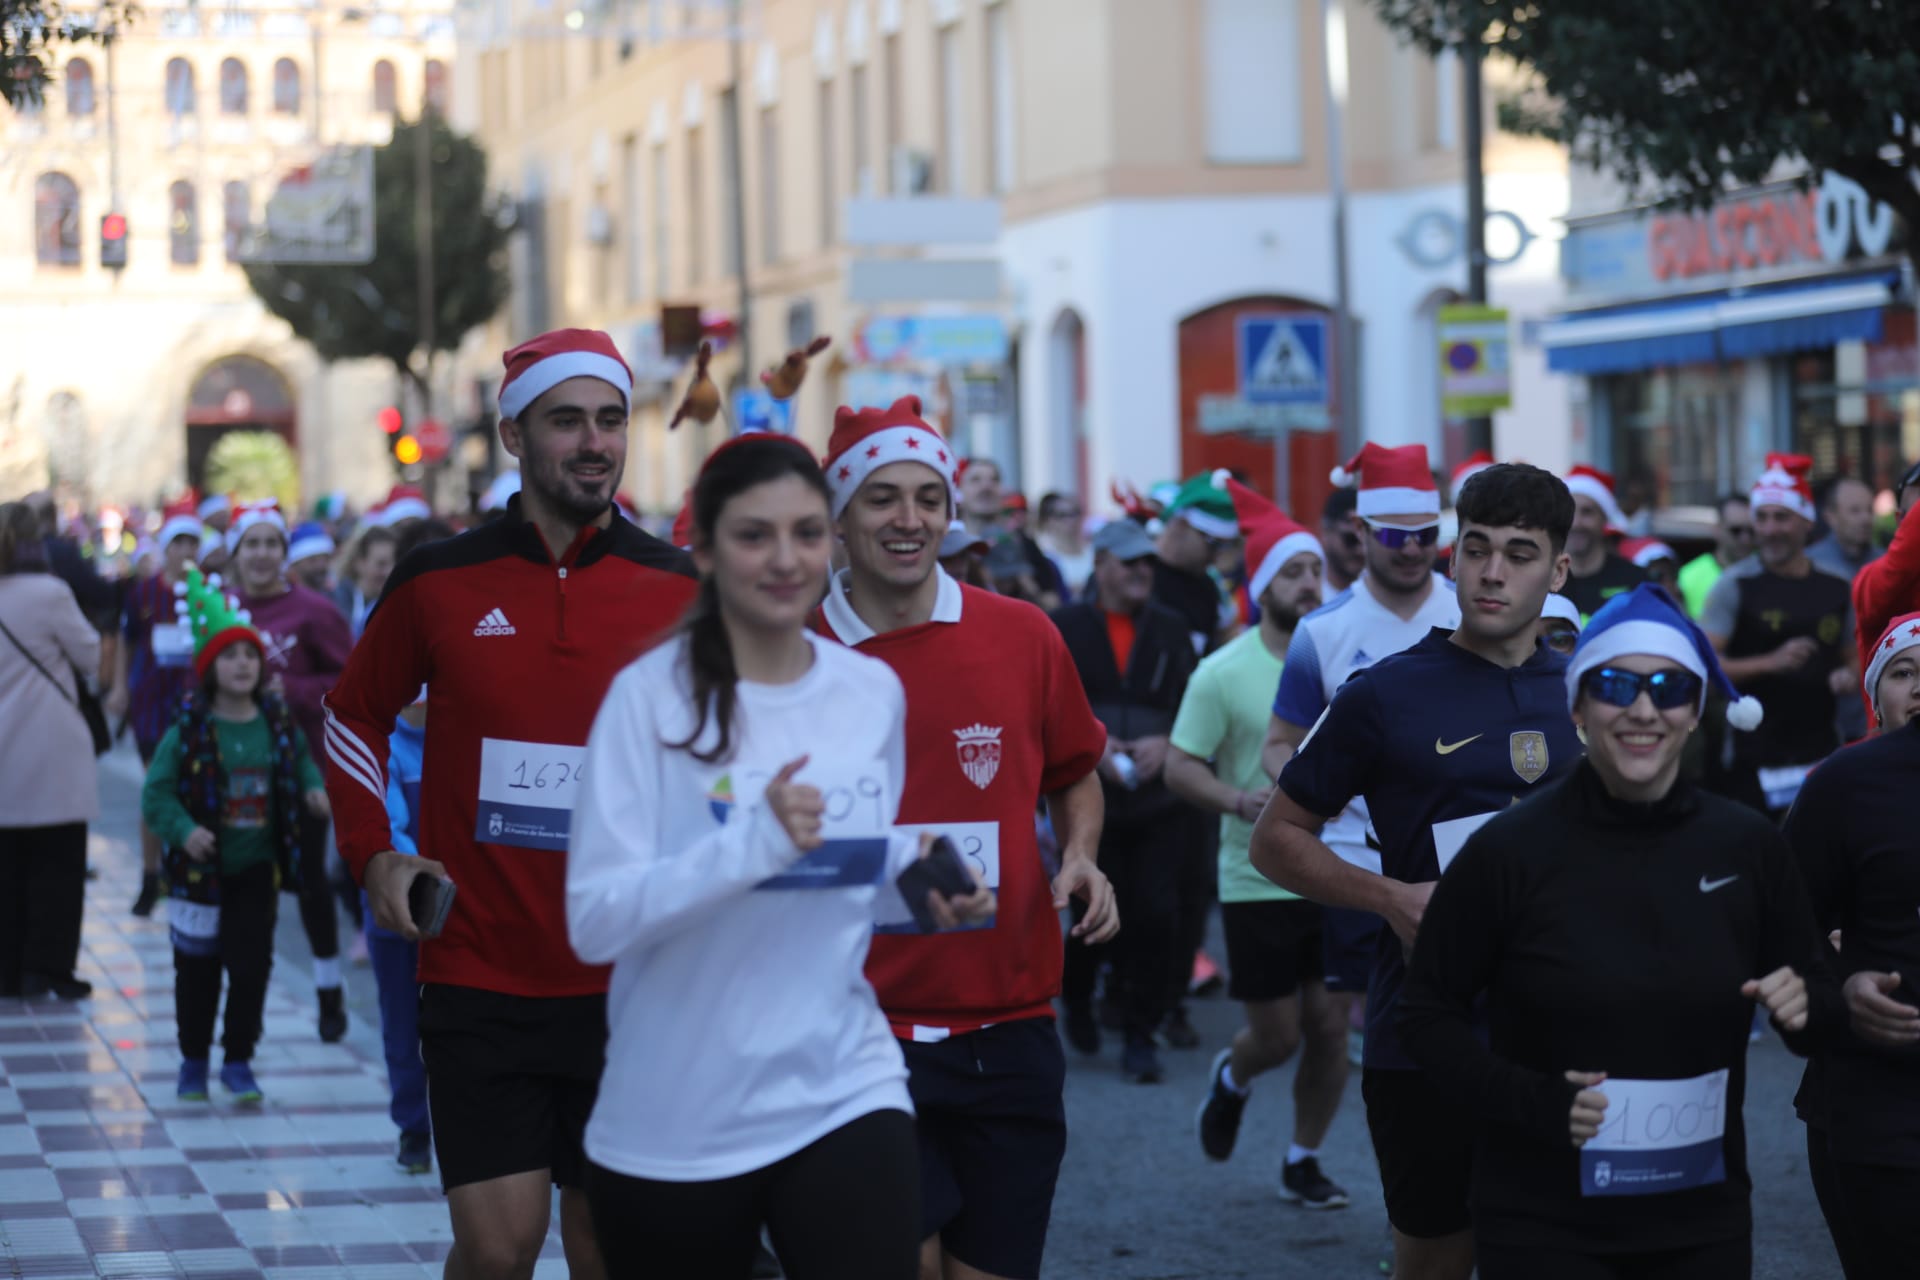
{"left": 310, "top": 15, "right": 324, "bottom": 143}
{"left": 1461, "top": 33, "right": 1492, "bottom": 455}
{"left": 1322, "top": 0, "right": 1359, "bottom": 465}
{"left": 726, "top": 0, "right": 754, "bottom": 379}
{"left": 414, "top": 104, "right": 435, "bottom": 420}
{"left": 105, "top": 31, "right": 121, "bottom": 212}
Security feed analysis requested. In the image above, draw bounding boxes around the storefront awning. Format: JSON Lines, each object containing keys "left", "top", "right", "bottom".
{"left": 1541, "top": 274, "right": 1897, "bottom": 375}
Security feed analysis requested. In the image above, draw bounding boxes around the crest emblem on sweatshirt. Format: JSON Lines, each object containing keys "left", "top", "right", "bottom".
{"left": 1509, "top": 731, "right": 1548, "bottom": 784}
{"left": 955, "top": 724, "right": 1003, "bottom": 790}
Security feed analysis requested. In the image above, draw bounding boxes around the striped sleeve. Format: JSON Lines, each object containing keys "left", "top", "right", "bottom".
{"left": 321, "top": 574, "right": 428, "bottom": 881}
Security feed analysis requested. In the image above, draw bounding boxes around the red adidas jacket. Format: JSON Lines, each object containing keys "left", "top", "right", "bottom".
{"left": 1854, "top": 500, "right": 1920, "bottom": 720}
{"left": 323, "top": 501, "right": 697, "bottom": 997}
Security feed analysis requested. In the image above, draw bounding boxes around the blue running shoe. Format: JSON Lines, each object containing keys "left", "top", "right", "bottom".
{"left": 177, "top": 1058, "right": 210, "bottom": 1101}
{"left": 220, "top": 1061, "right": 263, "bottom": 1105}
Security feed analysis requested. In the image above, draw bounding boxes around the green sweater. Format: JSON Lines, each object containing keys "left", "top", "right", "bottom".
{"left": 141, "top": 712, "right": 323, "bottom": 875}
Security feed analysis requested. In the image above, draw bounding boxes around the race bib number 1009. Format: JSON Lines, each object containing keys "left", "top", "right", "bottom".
{"left": 476, "top": 738, "right": 587, "bottom": 851}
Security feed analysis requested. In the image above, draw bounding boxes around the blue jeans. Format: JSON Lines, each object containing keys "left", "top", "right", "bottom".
{"left": 363, "top": 892, "right": 429, "bottom": 1139}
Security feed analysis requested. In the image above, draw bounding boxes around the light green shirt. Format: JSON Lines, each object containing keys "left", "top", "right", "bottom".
{"left": 1169, "top": 627, "right": 1297, "bottom": 903}
{"left": 1678, "top": 552, "right": 1723, "bottom": 620}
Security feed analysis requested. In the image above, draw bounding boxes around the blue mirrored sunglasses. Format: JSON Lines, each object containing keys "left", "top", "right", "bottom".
{"left": 1364, "top": 522, "right": 1440, "bottom": 551}
{"left": 1579, "top": 666, "right": 1703, "bottom": 711}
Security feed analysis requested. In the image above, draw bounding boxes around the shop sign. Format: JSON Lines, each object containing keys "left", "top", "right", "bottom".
{"left": 1196, "top": 396, "right": 1328, "bottom": 438}
{"left": 1438, "top": 305, "right": 1511, "bottom": 418}
{"left": 854, "top": 314, "right": 1009, "bottom": 366}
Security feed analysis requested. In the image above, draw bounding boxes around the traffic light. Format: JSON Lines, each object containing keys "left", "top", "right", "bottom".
{"left": 393, "top": 434, "right": 422, "bottom": 466}
{"left": 377, "top": 405, "right": 403, "bottom": 436}
{"left": 100, "top": 213, "right": 127, "bottom": 270}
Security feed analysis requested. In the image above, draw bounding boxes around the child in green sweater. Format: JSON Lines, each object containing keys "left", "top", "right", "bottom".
{"left": 142, "top": 568, "right": 328, "bottom": 1104}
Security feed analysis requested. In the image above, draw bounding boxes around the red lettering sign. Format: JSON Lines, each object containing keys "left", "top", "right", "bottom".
{"left": 1647, "top": 191, "right": 1824, "bottom": 281}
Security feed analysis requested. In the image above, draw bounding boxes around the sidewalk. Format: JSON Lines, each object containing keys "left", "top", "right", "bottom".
{"left": 0, "top": 745, "right": 568, "bottom": 1279}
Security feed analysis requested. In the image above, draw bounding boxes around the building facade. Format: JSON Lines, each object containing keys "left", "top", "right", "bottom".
{"left": 0, "top": 0, "right": 454, "bottom": 508}
{"left": 459, "top": 0, "right": 1572, "bottom": 517}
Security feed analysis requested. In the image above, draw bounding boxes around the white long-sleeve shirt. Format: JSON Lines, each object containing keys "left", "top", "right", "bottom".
{"left": 568, "top": 630, "right": 919, "bottom": 1181}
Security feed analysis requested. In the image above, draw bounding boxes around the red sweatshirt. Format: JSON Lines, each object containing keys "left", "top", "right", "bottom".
{"left": 819, "top": 570, "right": 1106, "bottom": 1040}
{"left": 1853, "top": 501, "right": 1920, "bottom": 719}
{"left": 322, "top": 504, "right": 697, "bottom": 997}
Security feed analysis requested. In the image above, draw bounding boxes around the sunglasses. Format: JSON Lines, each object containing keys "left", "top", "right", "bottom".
{"left": 1543, "top": 628, "right": 1579, "bottom": 655}
{"left": 1579, "top": 666, "right": 1703, "bottom": 711}
{"left": 1364, "top": 522, "right": 1441, "bottom": 551}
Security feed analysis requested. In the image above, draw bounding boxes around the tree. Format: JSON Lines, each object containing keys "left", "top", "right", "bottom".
{"left": 1370, "top": 0, "right": 1920, "bottom": 269}
{"left": 206, "top": 430, "right": 301, "bottom": 515}
{"left": 3, "top": 0, "right": 133, "bottom": 109}
{"left": 243, "top": 114, "right": 512, "bottom": 407}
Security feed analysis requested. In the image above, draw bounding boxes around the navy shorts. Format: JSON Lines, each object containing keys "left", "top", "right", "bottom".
{"left": 902, "top": 1017, "right": 1067, "bottom": 1280}
{"left": 1321, "top": 906, "right": 1382, "bottom": 994}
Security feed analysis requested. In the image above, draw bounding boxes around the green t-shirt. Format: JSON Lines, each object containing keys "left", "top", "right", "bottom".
{"left": 1169, "top": 627, "right": 1297, "bottom": 903}
{"left": 1677, "top": 552, "right": 1723, "bottom": 620}
{"left": 141, "top": 711, "right": 323, "bottom": 875}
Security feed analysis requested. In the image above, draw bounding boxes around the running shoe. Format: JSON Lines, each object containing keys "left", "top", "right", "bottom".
{"left": 1061, "top": 1000, "right": 1101, "bottom": 1056}
{"left": 397, "top": 1130, "right": 432, "bottom": 1174}
{"left": 131, "top": 873, "right": 162, "bottom": 918}
{"left": 220, "top": 1061, "right": 264, "bottom": 1105}
{"left": 1161, "top": 1006, "right": 1202, "bottom": 1049}
{"left": 176, "top": 1058, "right": 210, "bottom": 1102}
{"left": 318, "top": 987, "right": 347, "bottom": 1043}
{"left": 1279, "top": 1155, "right": 1350, "bottom": 1209}
{"left": 1120, "top": 1035, "right": 1164, "bottom": 1084}
{"left": 1195, "top": 1048, "right": 1248, "bottom": 1161}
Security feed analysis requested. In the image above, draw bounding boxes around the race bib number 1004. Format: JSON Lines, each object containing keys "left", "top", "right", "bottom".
{"left": 1580, "top": 1069, "right": 1729, "bottom": 1197}
{"left": 476, "top": 738, "right": 587, "bottom": 851}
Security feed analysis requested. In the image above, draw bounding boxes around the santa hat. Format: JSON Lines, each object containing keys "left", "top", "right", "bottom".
{"left": 1750, "top": 453, "right": 1816, "bottom": 522}
{"left": 311, "top": 490, "right": 349, "bottom": 522}
{"left": 1225, "top": 477, "right": 1323, "bottom": 602}
{"left": 1329, "top": 443, "right": 1440, "bottom": 520}
{"left": 823, "top": 396, "right": 956, "bottom": 517}
{"left": 1564, "top": 465, "right": 1629, "bottom": 531}
{"left": 1541, "top": 593, "right": 1582, "bottom": 631}
{"left": 157, "top": 515, "right": 203, "bottom": 553}
{"left": 1568, "top": 583, "right": 1762, "bottom": 730}
{"left": 1451, "top": 450, "right": 1496, "bottom": 497}
{"left": 225, "top": 499, "right": 287, "bottom": 552}
{"left": 196, "top": 493, "right": 232, "bottom": 523}
{"left": 1864, "top": 611, "right": 1920, "bottom": 724}
{"left": 172, "top": 565, "right": 263, "bottom": 681}
{"left": 287, "top": 521, "right": 335, "bottom": 564}
{"left": 1620, "top": 537, "right": 1677, "bottom": 568}
{"left": 498, "top": 328, "right": 633, "bottom": 420}
{"left": 1164, "top": 472, "right": 1240, "bottom": 540}
{"left": 481, "top": 470, "right": 521, "bottom": 513}
{"left": 375, "top": 485, "right": 431, "bottom": 527}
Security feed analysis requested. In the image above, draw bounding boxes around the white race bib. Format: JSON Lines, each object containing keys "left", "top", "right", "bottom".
{"left": 1431, "top": 810, "right": 1499, "bottom": 874}
{"left": 875, "top": 821, "right": 1000, "bottom": 933}
{"left": 753, "top": 761, "right": 896, "bottom": 891}
{"left": 476, "top": 738, "right": 587, "bottom": 851}
{"left": 1757, "top": 764, "right": 1814, "bottom": 811}
{"left": 151, "top": 621, "right": 194, "bottom": 669}
{"left": 1581, "top": 1069, "right": 1729, "bottom": 1197}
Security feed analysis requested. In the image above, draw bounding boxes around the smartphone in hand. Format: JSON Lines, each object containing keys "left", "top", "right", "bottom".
{"left": 408, "top": 873, "right": 458, "bottom": 939}
{"left": 895, "top": 836, "right": 974, "bottom": 933}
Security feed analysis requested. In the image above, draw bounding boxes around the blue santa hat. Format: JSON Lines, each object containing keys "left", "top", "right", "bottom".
{"left": 1566, "top": 583, "right": 1763, "bottom": 731}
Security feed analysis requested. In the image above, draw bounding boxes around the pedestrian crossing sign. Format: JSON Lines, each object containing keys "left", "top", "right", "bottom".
{"left": 1237, "top": 314, "right": 1329, "bottom": 406}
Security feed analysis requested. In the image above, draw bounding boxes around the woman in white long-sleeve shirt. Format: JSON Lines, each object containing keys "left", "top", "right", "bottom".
{"left": 568, "top": 433, "right": 990, "bottom": 1279}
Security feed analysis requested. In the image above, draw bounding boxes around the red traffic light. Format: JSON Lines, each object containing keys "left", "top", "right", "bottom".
{"left": 101, "top": 213, "right": 127, "bottom": 240}
{"left": 377, "top": 405, "right": 403, "bottom": 435}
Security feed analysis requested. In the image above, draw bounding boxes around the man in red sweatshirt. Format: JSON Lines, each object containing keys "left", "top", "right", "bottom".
{"left": 322, "top": 329, "right": 696, "bottom": 1280}
{"left": 1852, "top": 459, "right": 1920, "bottom": 724}
{"left": 816, "top": 396, "right": 1116, "bottom": 1280}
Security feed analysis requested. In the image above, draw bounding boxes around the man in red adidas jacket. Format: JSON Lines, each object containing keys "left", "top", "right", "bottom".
{"left": 817, "top": 396, "right": 1117, "bottom": 1280}
{"left": 322, "top": 329, "right": 696, "bottom": 1280}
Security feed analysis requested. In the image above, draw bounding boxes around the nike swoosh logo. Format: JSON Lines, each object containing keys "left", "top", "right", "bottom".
{"left": 1434, "top": 735, "right": 1482, "bottom": 755}
{"left": 1699, "top": 875, "right": 1739, "bottom": 893}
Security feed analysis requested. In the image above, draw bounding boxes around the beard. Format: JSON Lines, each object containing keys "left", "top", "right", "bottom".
{"left": 1263, "top": 592, "right": 1321, "bottom": 630}
{"left": 529, "top": 449, "right": 621, "bottom": 524}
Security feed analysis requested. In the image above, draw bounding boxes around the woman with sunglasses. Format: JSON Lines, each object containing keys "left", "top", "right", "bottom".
{"left": 1399, "top": 584, "right": 1839, "bottom": 1280}
{"left": 1782, "top": 609, "right": 1920, "bottom": 1279}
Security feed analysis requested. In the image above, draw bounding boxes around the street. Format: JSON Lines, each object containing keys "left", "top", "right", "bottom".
{"left": 0, "top": 742, "right": 1847, "bottom": 1280}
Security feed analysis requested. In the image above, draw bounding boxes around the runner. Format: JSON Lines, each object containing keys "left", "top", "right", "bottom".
{"left": 1259, "top": 444, "right": 1460, "bottom": 1072}
{"left": 816, "top": 396, "right": 1115, "bottom": 1280}
{"left": 1561, "top": 465, "right": 1644, "bottom": 620}
{"left": 1677, "top": 495, "right": 1754, "bottom": 619}
{"left": 569, "top": 432, "right": 991, "bottom": 1280}
{"left": 1701, "top": 454, "right": 1855, "bottom": 818}
{"left": 322, "top": 328, "right": 697, "bottom": 1280}
{"left": 1252, "top": 462, "right": 1584, "bottom": 1280}
{"left": 1849, "top": 458, "right": 1920, "bottom": 725}
{"left": 1400, "top": 583, "right": 1833, "bottom": 1280}
{"left": 1168, "top": 479, "right": 1352, "bottom": 1209}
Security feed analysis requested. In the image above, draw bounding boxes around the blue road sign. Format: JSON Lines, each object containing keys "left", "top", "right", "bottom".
{"left": 731, "top": 387, "right": 796, "bottom": 435}
{"left": 1237, "top": 314, "right": 1329, "bottom": 407}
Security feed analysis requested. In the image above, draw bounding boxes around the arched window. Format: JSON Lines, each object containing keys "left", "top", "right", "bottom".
{"left": 222, "top": 180, "right": 250, "bottom": 261}
{"left": 219, "top": 57, "right": 248, "bottom": 115}
{"left": 65, "top": 58, "right": 95, "bottom": 117}
{"left": 372, "top": 59, "right": 396, "bottom": 114}
{"left": 169, "top": 180, "right": 199, "bottom": 265}
{"left": 165, "top": 57, "right": 196, "bottom": 117}
{"left": 33, "top": 172, "right": 81, "bottom": 266}
{"left": 272, "top": 58, "right": 301, "bottom": 115}
{"left": 423, "top": 58, "right": 447, "bottom": 115}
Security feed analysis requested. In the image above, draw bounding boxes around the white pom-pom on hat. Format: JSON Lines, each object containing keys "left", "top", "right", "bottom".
{"left": 174, "top": 601, "right": 189, "bottom": 619}
{"left": 172, "top": 581, "right": 187, "bottom": 598}
{"left": 236, "top": 610, "right": 251, "bottom": 624}
{"left": 1210, "top": 468, "right": 1232, "bottom": 489}
{"left": 1727, "top": 696, "right": 1764, "bottom": 731}
{"left": 1329, "top": 465, "right": 1354, "bottom": 487}
{"left": 207, "top": 573, "right": 222, "bottom": 589}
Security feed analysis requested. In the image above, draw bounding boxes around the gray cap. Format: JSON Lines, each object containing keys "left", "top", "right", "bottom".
{"left": 939, "top": 519, "right": 988, "bottom": 559}
{"left": 1092, "top": 518, "right": 1157, "bottom": 562}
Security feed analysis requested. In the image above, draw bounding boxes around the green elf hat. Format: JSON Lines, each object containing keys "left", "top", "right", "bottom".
{"left": 1162, "top": 470, "right": 1240, "bottom": 540}
{"left": 173, "top": 565, "right": 264, "bottom": 680}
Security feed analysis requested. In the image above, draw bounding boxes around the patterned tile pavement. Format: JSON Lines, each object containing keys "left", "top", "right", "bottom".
{"left": 0, "top": 747, "right": 569, "bottom": 1279}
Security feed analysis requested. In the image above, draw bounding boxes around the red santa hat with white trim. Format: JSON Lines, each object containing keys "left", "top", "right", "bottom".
{"left": 1451, "top": 450, "right": 1495, "bottom": 497}
{"left": 1864, "top": 610, "right": 1920, "bottom": 724}
{"left": 822, "top": 396, "right": 957, "bottom": 517}
{"left": 1328, "top": 443, "right": 1439, "bottom": 519}
{"left": 225, "top": 498, "right": 287, "bottom": 552}
{"left": 1225, "top": 476, "right": 1323, "bottom": 603}
{"left": 497, "top": 327, "right": 634, "bottom": 421}
{"left": 1564, "top": 464, "right": 1629, "bottom": 530}
{"left": 1620, "top": 536, "right": 1677, "bottom": 569}
{"left": 374, "top": 484, "right": 431, "bottom": 527}
{"left": 157, "top": 495, "right": 203, "bottom": 554}
{"left": 1750, "top": 452, "right": 1816, "bottom": 522}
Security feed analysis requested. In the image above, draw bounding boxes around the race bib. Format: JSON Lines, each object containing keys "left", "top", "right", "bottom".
{"left": 151, "top": 621, "right": 194, "bottom": 669}
{"left": 753, "top": 762, "right": 895, "bottom": 891}
{"left": 875, "top": 821, "right": 1000, "bottom": 933}
{"left": 1431, "top": 810, "right": 1499, "bottom": 874}
{"left": 1580, "top": 1069, "right": 1728, "bottom": 1197}
{"left": 1757, "top": 764, "right": 1814, "bottom": 812}
{"left": 475, "top": 738, "right": 587, "bottom": 851}
{"left": 168, "top": 898, "right": 220, "bottom": 958}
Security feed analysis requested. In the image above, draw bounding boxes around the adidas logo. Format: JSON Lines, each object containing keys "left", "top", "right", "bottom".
{"left": 473, "top": 608, "right": 517, "bottom": 637}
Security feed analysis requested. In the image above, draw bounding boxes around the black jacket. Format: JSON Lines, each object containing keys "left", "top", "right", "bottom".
{"left": 1050, "top": 599, "right": 1197, "bottom": 821}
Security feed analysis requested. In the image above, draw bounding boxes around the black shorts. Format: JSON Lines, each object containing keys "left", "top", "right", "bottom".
{"left": 1322, "top": 906, "right": 1382, "bottom": 994}
{"left": 1362, "top": 1067, "right": 1475, "bottom": 1239}
{"left": 902, "top": 1017, "right": 1067, "bottom": 1280}
{"left": 1221, "top": 898, "right": 1324, "bottom": 1003}
{"left": 417, "top": 982, "right": 607, "bottom": 1192}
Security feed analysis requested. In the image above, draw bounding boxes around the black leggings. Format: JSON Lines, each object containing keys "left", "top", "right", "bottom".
{"left": 586, "top": 1108, "right": 919, "bottom": 1280}
{"left": 174, "top": 861, "right": 278, "bottom": 1064}
{"left": 1831, "top": 1158, "right": 1920, "bottom": 1279}
{"left": 1807, "top": 1125, "right": 1871, "bottom": 1278}
{"left": 292, "top": 808, "right": 338, "bottom": 964}
{"left": 0, "top": 823, "right": 87, "bottom": 991}
{"left": 1477, "top": 1235, "right": 1750, "bottom": 1280}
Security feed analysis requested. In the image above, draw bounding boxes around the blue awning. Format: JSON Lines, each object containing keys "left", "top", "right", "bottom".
{"left": 1542, "top": 274, "right": 1897, "bottom": 375}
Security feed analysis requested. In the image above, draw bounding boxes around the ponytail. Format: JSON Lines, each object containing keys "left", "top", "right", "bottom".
{"left": 668, "top": 575, "right": 741, "bottom": 764}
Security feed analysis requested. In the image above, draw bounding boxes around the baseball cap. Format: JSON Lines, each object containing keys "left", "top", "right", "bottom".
{"left": 1092, "top": 519, "right": 1157, "bottom": 562}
